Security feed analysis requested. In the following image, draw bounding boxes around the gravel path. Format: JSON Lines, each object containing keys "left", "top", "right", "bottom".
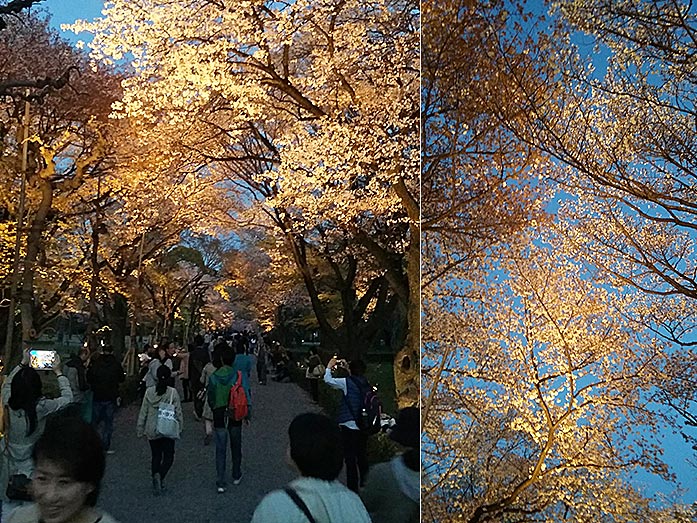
{"left": 99, "top": 376, "right": 320, "bottom": 523}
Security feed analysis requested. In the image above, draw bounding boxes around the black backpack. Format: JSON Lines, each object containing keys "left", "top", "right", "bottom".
{"left": 346, "top": 376, "right": 382, "bottom": 435}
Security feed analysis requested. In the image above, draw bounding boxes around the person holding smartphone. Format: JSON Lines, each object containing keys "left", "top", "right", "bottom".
{"left": 323, "top": 355, "right": 370, "bottom": 493}
{"left": 1, "top": 348, "right": 73, "bottom": 516}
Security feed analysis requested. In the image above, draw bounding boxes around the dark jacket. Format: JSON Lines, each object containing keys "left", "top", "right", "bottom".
{"left": 87, "top": 353, "right": 125, "bottom": 402}
{"left": 189, "top": 345, "right": 209, "bottom": 381}
{"left": 65, "top": 354, "right": 89, "bottom": 392}
{"left": 337, "top": 375, "right": 368, "bottom": 425}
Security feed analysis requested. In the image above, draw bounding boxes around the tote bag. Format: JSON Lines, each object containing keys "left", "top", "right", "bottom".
{"left": 155, "top": 389, "right": 180, "bottom": 439}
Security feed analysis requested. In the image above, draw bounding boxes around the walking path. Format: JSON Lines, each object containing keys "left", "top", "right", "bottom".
{"left": 99, "top": 375, "right": 319, "bottom": 523}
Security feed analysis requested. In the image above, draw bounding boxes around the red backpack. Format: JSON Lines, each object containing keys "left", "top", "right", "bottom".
{"left": 227, "top": 371, "right": 249, "bottom": 421}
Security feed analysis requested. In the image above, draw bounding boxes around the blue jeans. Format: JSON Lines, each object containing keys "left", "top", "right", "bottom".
{"left": 214, "top": 421, "right": 242, "bottom": 487}
{"left": 92, "top": 400, "right": 116, "bottom": 451}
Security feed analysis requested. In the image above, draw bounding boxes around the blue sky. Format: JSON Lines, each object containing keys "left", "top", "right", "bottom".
{"left": 39, "top": 0, "right": 103, "bottom": 41}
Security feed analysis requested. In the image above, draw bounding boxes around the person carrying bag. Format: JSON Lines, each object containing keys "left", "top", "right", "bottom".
{"left": 156, "top": 389, "right": 180, "bottom": 439}
{"left": 137, "top": 365, "right": 183, "bottom": 496}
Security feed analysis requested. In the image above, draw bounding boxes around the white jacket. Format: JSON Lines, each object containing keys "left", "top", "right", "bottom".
{"left": 251, "top": 476, "right": 372, "bottom": 523}
{"left": 1, "top": 365, "right": 73, "bottom": 479}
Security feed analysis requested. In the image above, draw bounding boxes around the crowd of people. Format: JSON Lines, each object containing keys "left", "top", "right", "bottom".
{"left": 0, "top": 332, "right": 419, "bottom": 522}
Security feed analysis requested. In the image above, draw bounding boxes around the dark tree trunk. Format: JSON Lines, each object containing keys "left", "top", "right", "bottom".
{"left": 104, "top": 293, "right": 128, "bottom": 359}
{"left": 19, "top": 175, "right": 53, "bottom": 350}
{"left": 394, "top": 230, "right": 419, "bottom": 408}
{"left": 84, "top": 216, "right": 101, "bottom": 347}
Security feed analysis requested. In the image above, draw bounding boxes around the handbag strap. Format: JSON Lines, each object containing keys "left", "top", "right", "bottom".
{"left": 284, "top": 487, "right": 316, "bottom": 523}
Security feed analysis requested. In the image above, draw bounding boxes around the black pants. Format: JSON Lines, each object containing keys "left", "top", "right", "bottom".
{"left": 181, "top": 379, "right": 191, "bottom": 401}
{"left": 308, "top": 378, "right": 319, "bottom": 402}
{"left": 191, "top": 377, "right": 204, "bottom": 418}
{"left": 256, "top": 359, "right": 267, "bottom": 384}
{"left": 149, "top": 437, "right": 175, "bottom": 481}
{"left": 341, "top": 426, "right": 368, "bottom": 492}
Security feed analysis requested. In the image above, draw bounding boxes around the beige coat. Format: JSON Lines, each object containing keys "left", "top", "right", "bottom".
{"left": 136, "top": 386, "right": 183, "bottom": 440}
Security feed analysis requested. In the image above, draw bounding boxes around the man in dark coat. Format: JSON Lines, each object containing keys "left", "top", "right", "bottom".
{"left": 188, "top": 334, "right": 210, "bottom": 420}
{"left": 86, "top": 344, "right": 125, "bottom": 454}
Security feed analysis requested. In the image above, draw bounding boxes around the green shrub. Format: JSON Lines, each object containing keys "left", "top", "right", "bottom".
{"left": 367, "top": 430, "right": 401, "bottom": 464}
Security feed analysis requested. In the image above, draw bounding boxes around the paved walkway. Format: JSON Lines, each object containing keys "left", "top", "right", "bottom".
{"left": 99, "top": 376, "right": 320, "bottom": 523}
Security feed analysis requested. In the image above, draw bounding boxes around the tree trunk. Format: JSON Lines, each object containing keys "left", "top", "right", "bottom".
{"left": 84, "top": 217, "right": 101, "bottom": 346}
{"left": 393, "top": 224, "right": 420, "bottom": 408}
{"left": 165, "top": 311, "right": 175, "bottom": 340}
{"left": 105, "top": 293, "right": 128, "bottom": 359}
{"left": 19, "top": 175, "right": 53, "bottom": 347}
{"left": 186, "top": 292, "right": 202, "bottom": 345}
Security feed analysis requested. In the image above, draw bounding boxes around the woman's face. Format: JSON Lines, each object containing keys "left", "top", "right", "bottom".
{"left": 32, "top": 459, "right": 94, "bottom": 523}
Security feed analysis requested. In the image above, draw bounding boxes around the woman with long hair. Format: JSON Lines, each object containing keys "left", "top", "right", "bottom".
{"left": 1, "top": 348, "right": 73, "bottom": 514}
{"left": 136, "top": 364, "right": 183, "bottom": 496}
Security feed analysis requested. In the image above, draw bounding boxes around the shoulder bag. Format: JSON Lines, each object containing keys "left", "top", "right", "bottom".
{"left": 155, "top": 389, "right": 180, "bottom": 439}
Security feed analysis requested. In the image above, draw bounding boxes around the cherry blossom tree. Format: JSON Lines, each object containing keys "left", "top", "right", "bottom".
{"left": 422, "top": 0, "right": 695, "bottom": 518}
{"left": 471, "top": 0, "right": 697, "bottom": 459}
{"left": 70, "top": 0, "right": 420, "bottom": 406}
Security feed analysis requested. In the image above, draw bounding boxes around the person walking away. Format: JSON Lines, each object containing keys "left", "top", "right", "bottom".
{"left": 304, "top": 348, "right": 323, "bottom": 402}
{"left": 207, "top": 348, "right": 249, "bottom": 492}
{"left": 199, "top": 349, "right": 221, "bottom": 446}
{"left": 86, "top": 344, "right": 125, "bottom": 454}
{"left": 323, "top": 356, "right": 370, "bottom": 493}
{"left": 361, "top": 406, "right": 419, "bottom": 523}
{"left": 137, "top": 365, "right": 183, "bottom": 496}
{"left": 6, "top": 416, "right": 119, "bottom": 523}
{"left": 188, "top": 335, "right": 209, "bottom": 420}
{"left": 251, "top": 412, "right": 371, "bottom": 523}
{"left": 1, "top": 349, "right": 73, "bottom": 517}
{"left": 231, "top": 343, "right": 252, "bottom": 402}
{"left": 254, "top": 336, "right": 268, "bottom": 385}
{"left": 177, "top": 345, "right": 191, "bottom": 402}
{"left": 64, "top": 347, "right": 91, "bottom": 423}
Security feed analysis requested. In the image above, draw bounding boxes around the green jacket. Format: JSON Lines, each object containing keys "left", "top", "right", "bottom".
{"left": 207, "top": 366, "right": 237, "bottom": 410}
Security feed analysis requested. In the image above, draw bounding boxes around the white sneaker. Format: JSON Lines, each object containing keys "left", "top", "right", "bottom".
{"left": 233, "top": 477, "right": 242, "bottom": 485}
{"left": 217, "top": 486, "right": 226, "bottom": 494}
{"left": 106, "top": 450, "right": 116, "bottom": 455}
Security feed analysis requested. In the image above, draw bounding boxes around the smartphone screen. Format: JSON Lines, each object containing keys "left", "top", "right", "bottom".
{"left": 29, "top": 349, "right": 57, "bottom": 370}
